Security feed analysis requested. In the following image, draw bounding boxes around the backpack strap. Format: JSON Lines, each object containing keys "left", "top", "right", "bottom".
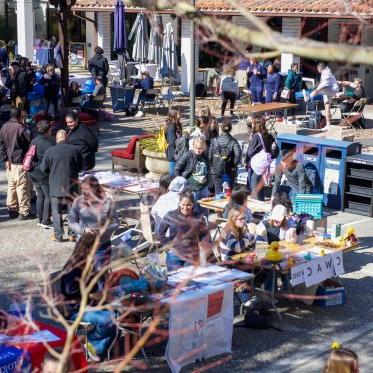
{"left": 257, "top": 133, "right": 266, "bottom": 152}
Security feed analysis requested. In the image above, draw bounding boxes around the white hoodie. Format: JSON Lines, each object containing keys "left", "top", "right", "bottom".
{"left": 318, "top": 67, "right": 339, "bottom": 93}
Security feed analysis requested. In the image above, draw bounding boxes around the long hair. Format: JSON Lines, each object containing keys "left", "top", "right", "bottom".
{"left": 324, "top": 349, "right": 359, "bottom": 373}
{"left": 166, "top": 109, "right": 182, "bottom": 137}
{"left": 252, "top": 116, "right": 269, "bottom": 138}
{"left": 81, "top": 175, "right": 106, "bottom": 201}
{"left": 224, "top": 208, "right": 247, "bottom": 241}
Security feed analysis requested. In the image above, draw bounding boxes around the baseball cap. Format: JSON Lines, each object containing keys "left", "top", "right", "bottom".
{"left": 270, "top": 205, "right": 287, "bottom": 221}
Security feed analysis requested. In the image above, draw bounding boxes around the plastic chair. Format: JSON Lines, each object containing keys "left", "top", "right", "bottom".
{"left": 140, "top": 88, "right": 163, "bottom": 110}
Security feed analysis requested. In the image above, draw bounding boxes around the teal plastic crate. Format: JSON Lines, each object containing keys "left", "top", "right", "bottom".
{"left": 293, "top": 194, "right": 324, "bottom": 219}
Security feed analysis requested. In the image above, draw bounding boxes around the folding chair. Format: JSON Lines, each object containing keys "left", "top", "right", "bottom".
{"left": 340, "top": 98, "right": 367, "bottom": 130}
{"left": 140, "top": 88, "right": 163, "bottom": 110}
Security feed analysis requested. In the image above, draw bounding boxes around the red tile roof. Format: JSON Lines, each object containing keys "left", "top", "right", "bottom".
{"left": 74, "top": 0, "right": 373, "bottom": 17}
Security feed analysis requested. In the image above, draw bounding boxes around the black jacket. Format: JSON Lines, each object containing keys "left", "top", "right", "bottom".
{"left": 209, "top": 133, "right": 242, "bottom": 175}
{"left": 174, "top": 150, "right": 209, "bottom": 179}
{"left": 0, "top": 119, "right": 31, "bottom": 164}
{"left": 67, "top": 124, "right": 98, "bottom": 171}
{"left": 5, "top": 71, "right": 29, "bottom": 99}
{"left": 246, "top": 132, "right": 278, "bottom": 165}
{"left": 40, "top": 141, "right": 83, "bottom": 197}
{"left": 88, "top": 54, "right": 109, "bottom": 79}
{"left": 29, "top": 135, "right": 55, "bottom": 183}
{"left": 165, "top": 123, "right": 177, "bottom": 161}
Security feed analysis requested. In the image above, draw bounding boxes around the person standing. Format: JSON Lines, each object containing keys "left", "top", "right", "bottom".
{"left": 5, "top": 62, "right": 29, "bottom": 110}
{"left": 219, "top": 69, "right": 239, "bottom": 116}
{"left": 41, "top": 130, "right": 83, "bottom": 242}
{"left": 247, "top": 57, "right": 267, "bottom": 104}
{"left": 264, "top": 64, "right": 281, "bottom": 104}
{"left": 165, "top": 109, "right": 182, "bottom": 176}
{"left": 246, "top": 117, "right": 278, "bottom": 201}
{"left": 88, "top": 46, "right": 109, "bottom": 87}
{"left": 284, "top": 63, "right": 302, "bottom": 123}
{"left": 65, "top": 110, "right": 98, "bottom": 171}
{"left": 310, "top": 62, "right": 339, "bottom": 131}
{"left": 28, "top": 120, "right": 54, "bottom": 228}
{"left": 0, "top": 40, "right": 9, "bottom": 69}
{"left": 39, "top": 64, "right": 60, "bottom": 119}
{"left": 0, "top": 107, "right": 32, "bottom": 219}
{"left": 209, "top": 121, "right": 242, "bottom": 193}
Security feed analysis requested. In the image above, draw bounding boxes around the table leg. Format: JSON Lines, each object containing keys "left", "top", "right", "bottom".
{"left": 271, "top": 271, "right": 282, "bottom": 331}
{"left": 284, "top": 108, "right": 288, "bottom": 124}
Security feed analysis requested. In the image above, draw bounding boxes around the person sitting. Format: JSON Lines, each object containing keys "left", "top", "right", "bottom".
{"left": 175, "top": 137, "right": 209, "bottom": 210}
{"left": 81, "top": 77, "right": 106, "bottom": 113}
{"left": 324, "top": 343, "right": 359, "bottom": 373}
{"left": 272, "top": 149, "right": 312, "bottom": 201}
{"left": 223, "top": 185, "right": 253, "bottom": 223}
{"left": 219, "top": 208, "right": 256, "bottom": 261}
{"left": 157, "top": 189, "right": 209, "bottom": 271}
{"left": 338, "top": 77, "right": 366, "bottom": 113}
{"left": 257, "top": 204, "right": 292, "bottom": 243}
{"left": 68, "top": 81, "right": 82, "bottom": 107}
{"left": 133, "top": 71, "right": 154, "bottom": 118}
{"left": 68, "top": 176, "right": 119, "bottom": 281}
{"left": 151, "top": 176, "right": 188, "bottom": 232}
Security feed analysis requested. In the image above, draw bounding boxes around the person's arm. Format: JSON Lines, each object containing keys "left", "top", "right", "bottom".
{"left": 104, "top": 58, "right": 109, "bottom": 76}
{"left": 86, "top": 128, "right": 99, "bottom": 152}
{"left": 246, "top": 134, "right": 260, "bottom": 165}
{"left": 105, "top": 199, "right": 120, "bottom": 236}
{"left": 39, "top": 152, "right": 50, "bottom": 174}
{"left": 274, "top": 74, "right": 280, "bottom": 96}
{"left": 297, "top": 163, "right": 307, "bottom": 194}
{"left": 271, "top": 166, "right": 283, "bottom": 197}
{"left": 232, "top": 140, "right": 242, "bottom": 167}
{"left": 75, "top": 151, "right": 84, "bottom": 173}
{"left": 258, "top": 65, "right": 267, "bottom": 79}
{"left": 68, "top": 199, "right": 85, "bottom": 235}
{"left": 0, "top": 132, "right": 7, "bottom": 162}
{"left": 174, "top": 153, "right": 188, "bottom": 177}
{"left": 157, "top": 213, "right": 172, "bottom": 245}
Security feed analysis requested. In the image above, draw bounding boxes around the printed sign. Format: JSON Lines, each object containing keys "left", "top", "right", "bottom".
{"left": 207, "top": 290, "right": 224, "bottom": 318}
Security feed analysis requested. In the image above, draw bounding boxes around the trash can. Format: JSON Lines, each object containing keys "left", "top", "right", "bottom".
{"left": 276, "top": 134, "right": 361, "bottom": 209}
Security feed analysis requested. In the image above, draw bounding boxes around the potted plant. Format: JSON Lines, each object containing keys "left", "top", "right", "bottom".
{"left": 140, "top": 135, "right": 170, "bottom": 180}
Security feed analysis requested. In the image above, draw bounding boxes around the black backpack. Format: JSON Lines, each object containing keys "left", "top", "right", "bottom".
{"left": 212, "top": 140, "right": 235, "bottom": 175}
{"left": 174, "top": 135, "right": 190, "bottom": 162}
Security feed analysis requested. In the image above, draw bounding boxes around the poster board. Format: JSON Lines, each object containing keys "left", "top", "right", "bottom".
{"left": 69, "top": 42, "right": 87, "bottom": 69}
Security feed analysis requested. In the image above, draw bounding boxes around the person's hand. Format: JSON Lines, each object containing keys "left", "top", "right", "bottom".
{"left": 273, "top": 92, "right": 278, "bottom": 100}
{"left": 310, "top": 90, "right": 317, "bottom": 98}
{"left": 85, "top": 227, "right": 98, "bottom": 236}
{"left": 5, "top": 161, "right": 10, "bottom": 171}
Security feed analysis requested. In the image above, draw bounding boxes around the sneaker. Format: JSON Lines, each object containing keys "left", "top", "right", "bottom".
{"left": 51, "top": 234, "right": 65, "bottom": 243}
{"left": 135, "top": 111, "right": 144, "bottom": 118}
{"left": 40, "top": 221, "right": 53, "bottom": 229}
{"left": 85, "top": 341, "right": 101, "bottom": 362}
{"left": 18, "top": 213, "right": 37, "bottom": 221}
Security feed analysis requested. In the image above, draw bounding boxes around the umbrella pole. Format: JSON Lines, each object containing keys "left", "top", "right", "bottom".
{"left": 190, "top": 0, "right": 196, "bottom": 130}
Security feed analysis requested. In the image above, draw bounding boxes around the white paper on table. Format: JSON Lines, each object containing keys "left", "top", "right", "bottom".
{"left": 323, "top": 168, "right": 339, "bottom": 195}
{"left": 331, "top": 251, "right": 345, "bottom": 276}
{"left": 170, "top": 265, "right": 226, "bottom": 281}
{"left": 5, "top": 330, "right": 60, "bottom": 344}
{"left": 290, "top": 263, "right": 305, "bottom": 286}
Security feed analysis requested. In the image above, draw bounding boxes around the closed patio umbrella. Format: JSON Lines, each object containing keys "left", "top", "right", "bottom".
{"left": 114, "top": 0, "right": 128, "bottom": 82}
{"left": 160, "top": 21, "right": 179, "bottom": 104}
{"left": 128, "top": 12, "right": 149, "bottom": 63}
{"left": 148, "top": 14, "right": 163, "bottom": 65}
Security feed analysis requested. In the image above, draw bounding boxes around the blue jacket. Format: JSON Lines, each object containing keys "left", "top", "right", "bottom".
{"left": 0, "top": 48, "right": 9, "bottom": 68}
{"left": 247, "top": 63, "right": 266, "bottom": 88}
{"left": 264, "top": 73, "right": 280, "bottom": 94}
{"left": 135, "top": 76, "right": 154, "bottom": 93}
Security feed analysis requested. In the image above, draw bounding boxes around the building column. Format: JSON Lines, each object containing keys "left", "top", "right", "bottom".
{"left": 281, "top": 18, "right": 301, "bottom": 74}
{"left": 181, "top": 18, "right": 199, "bottom": 94}
{"left": 86, "top": 12, "right": 97, "bottom": 59}
{"left": 97, "top": 12, "right": 112, "bottom": 60}
{"left": 16, "top": 0, "right": 35, "bottom": 60}
{"left": 34, "top": 1, "right": 48, "bottom": 39}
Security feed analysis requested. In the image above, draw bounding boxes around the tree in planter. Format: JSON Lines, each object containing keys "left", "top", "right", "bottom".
{"left": 48, "top": 0, "right": 77, "bottom": 108}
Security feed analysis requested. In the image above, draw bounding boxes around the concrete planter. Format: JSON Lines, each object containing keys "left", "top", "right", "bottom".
{"left": 142, "top": 149, "right": 169, "bottom": 180}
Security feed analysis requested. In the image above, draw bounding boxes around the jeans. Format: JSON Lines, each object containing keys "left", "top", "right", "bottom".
{"left": 95, "top": 242, "right": 112, "bottom": 290}
{"left": 51, "top": 197, "right": 74, "bottom": 239}
{"left": 221, "top": 92, "right": 236, "bottom": 115}
{"left": 166, "top": 251, "right": 189, "bottom": 272}
{"left": 73, "top": 310, "right": 116, "bottom": 358}
{"left": 249, "top": 170, "right": 265, "bottom": 201}
{"left": 192, "top": 187, "right": 209, "bottom": 215}
{"left": 43, "top": 96, "right": 58, "bottom": 118}
{"left": 211, "top": 173, "right": 235, "bottom": 194}
{"left": 34, "top": 182, "right": 51, "bottom": 224}
{"left": 251, "top": 86, "right": 263, "bottom": 104}
{"left": 169, "top": 161, "right": 176, "bottom": 176}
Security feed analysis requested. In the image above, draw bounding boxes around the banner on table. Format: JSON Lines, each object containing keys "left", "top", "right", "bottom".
{"left": 290, "top": 252, "right": 345, "bottom": 288}
{"left": 165, "top": 282, "right": 233, "bottom": 373}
